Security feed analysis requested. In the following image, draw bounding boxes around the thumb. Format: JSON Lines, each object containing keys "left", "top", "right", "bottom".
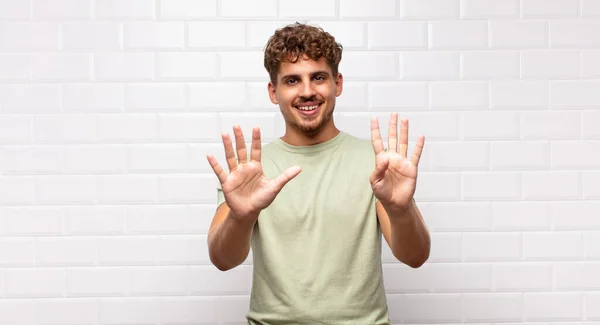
{"left": 370, "top": 155, "right": 389, "bottom": 185}
{"left": 270, "top": 166, "right": 302, "bottom": 194}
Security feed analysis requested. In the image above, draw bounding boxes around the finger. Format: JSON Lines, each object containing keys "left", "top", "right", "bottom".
{"left": 270, "top": 166, "right": 302, "bottom": 194}
{"left": 388, "top": 112, "right": 398, "bottom": 153}
{"left": 370, "top": 155, "right": 389, "bottom": 184}
{"left": 222, "top": 133, "right": 237, "bottom": 172}
{"left": 233, "top": 125, "right": 248, "bottom": 164}
{"left": 206, "top": 154, "right": 228, "bottom": 184}
{"left": 370, "top": 117, "right": 385, "bottom": 155}
{"left": 250, "top": 127, "right": 261, "bottom": 162}
{"left": 399, "top": 117, "right": 409, "bottom": 158}
{"left": 410, "top": 135, "right": 425, "bottom": 167}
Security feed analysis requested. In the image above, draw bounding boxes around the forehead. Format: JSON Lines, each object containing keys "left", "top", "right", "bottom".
{"left": 278, "top": 56, "right": 332, "bottom": 77}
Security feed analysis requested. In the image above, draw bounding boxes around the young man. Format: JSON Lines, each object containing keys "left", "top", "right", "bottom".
{"left": 206, "top": 23, "right": 430, "bottom": 325}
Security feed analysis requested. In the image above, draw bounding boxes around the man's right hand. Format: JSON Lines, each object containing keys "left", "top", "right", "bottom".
{"left": 206, "top": 125, "right": 302, "bottom": 223}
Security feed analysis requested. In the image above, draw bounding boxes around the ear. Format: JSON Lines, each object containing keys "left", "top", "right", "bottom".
{"left": 267, "top": 81, "right": 279, "bottom": 105}
{"left": 335, "top": 73, "right": 343, "bottom": 97}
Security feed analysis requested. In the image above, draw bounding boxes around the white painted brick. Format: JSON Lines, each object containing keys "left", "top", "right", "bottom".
{"left": 368, "top": 22, "right": 427, "bottom": 50}
{"left": 189, "top": 144, "right": 223, "bottom": 175}
{"left": 413, "top": 172, "right": 461, "bottom": 201}
{"left": 94, "top": 53, "right": 155, "bottom": 81}
{"left": 551, "top": 81, "right": 600, "bottom": 108}
{"left": 219, "top": 51, "right": 271, "bottom": 80}
{"left": 490, "top": 81, "right": 548, "bottom": 109}
{"left": 99, "top": 298, "right": 159, "bottom": 324}
{"left": 553, "top": 201, "right": 600, "bottom": 230}
{"left": 33, "top": 115, "right": 96, "bottom": 144}
{"left": 63, "top": 83, "right": 124, "bottom": 112}
{"left": 463, "top": 232, "right": 521, "bottom": 261}
{"left": 424, "top": 142, "right": 489, "bottom": 171}
{"left": 98, "top": 237, "right": 158, "bottom": 266}
{"left": 62, "top": 22, "right": 121, "bottom": 50}
{"left": 401, "top": 0, "right": 459, "bottom": 19}
{"left": 4, "top": 268, "right": 65, "bottom": 298}
{"left": 461, "top": 0, "right": 519, "bottom": 18}
{"left": 494, "top": 262, "right": 552, "bottom": 291}
{"left": 552, "top": 141, "right": 600, "bottom": 169}
{"left": 368, "top": 82, "right": 428, "bottom": 109}
{"left": 583, "top": 0, "right": 600, "bottom": 16}
{"left": 582, "top": 50, "right": 600, "bottom": 78}
{"left": 308, "top": 21, "right": 366, "bottom": 50}
{"left": 0, "top": 300, "right": 35, "bottom": 325}
{"left": 158, "top": 236, "right": 208, "bottom": 265}
{"left": 125, "top": 83, "right": 185, "bottom": 111}
{"left": 188, "top": 205, "right": 214, "bottom": 236}
{"left": 522, "top": 50, "right": 580, "bottom": 79}
{"left": 95, "top": 0, "right": 155, "bottom": 19}
{"left": 0, "top": 116, "right": 31, "bottom": 144}
{"left": 367, "top": 112, "right": 459, "bottom": 142}
{"left": 428, "top": 233, "right": 462, "bottom": 262}
{"left": 491, "top": 141, "right": 549, "bottom": 170}
{"left": 0, "top": 238, "right": 34, "bottom": 267}
{"left": 524, "top": 232, "right": 583, "bottom": 261}
{"left": 0, "top": 177, "right": 35, "bottom": 206}
{"left": 127, "top": 267, "right": 189, "bottom": 295}
{"left": 491, "top": 20, "right": 547, "bottom": 49}
{"left": 220, "top": 112, "right": 278, "bottom": 142}
{"left": 188, "top": 22, "right": 245, "bottom": 49}
{"left": 586, "top": 293, "right": 600, "bottom": 319}
{"left": 338, "top": 52, "right": 398, "bottom": 80}
{"left": 0, "top": 55, "right": 29, "bottom": 81}
{"left": 0, "top": 23, "right": 59, "bottom": 51}
{"left": 398, "top": 294, "right": 462, "bottom": 323}
{"left": 521, "top": 111, "right": 580, "bottom": 140}
{"left": 159, "top": 175, "right": 213, "bottom": 204}
{"left": 218, "top": 297, "right": 251, "bottom": 323}
{"left": 460, "top": 112, "right": 519, "bottom": 140}
{"left": 554, "top": 262, "right": 600, "bottom": 290}
{"left": 1, "top": 146, "right": 63, "bottom": 175}
{"left": 420, "top": 202, "right": 491, "bottom": 232}
{"left": 159, "top": 297, "right": 218, "bottom": 324}
{"left": 36, "top": 237, "right": 97, "bottom": 267}
{"left": 401, "top": 51, "right": 459, "bottom": 80}
{"left": 159, "top": 0, "right": 217, "bottom": 18}
{"left": 157, "top": 52, "right": 217, "bottom": 80}
{"left": 429, "top": 21, "right": 488, "bottom": 49}
{"left": 4, "top": 207, "right": 63, "bottom": 235}
{"left": 463, "top": 172, "right": 521, "bottom": 200}
{"left": 522, "top": 0, "right": 580, "bottom": 18}
{"left": 0, "top": 1, "right": 30, "bottom": 19}
{"left": 336, "top": 82, "right": 368, "bottom": 111}
{"left": 127, "top": 205, "right": 189, "bottom": 234}
{"left": 523, "top": 171, "right": 581, "bottom": 200}
{"left": 220, "top": 0, "right": 276, "bottom": 17}
{"left": 430, "top": 82, "right": 488, "bottom": 110}
{"left": 0, "top": 84, "right": 61, "bottom": 113}
{"left": 523, "top": 292, "right": 583, "bottom": 321}
{"left": 158, "top": 114, "right": 220, "bottom": 142}
{"left": 129, "top": 144, "right": 187, "bottom": 172}
{"left": 189, "top": 265, "right": 252, "bottom": 295}
{"left": 64, "top": 145, "right": 127, "bottom": 174}
{"left": 124, "top": 22, "right": 184, "bottom": 50}
{"left": 66, "top": 206, "right": 125, "bottom": 235}
{"left": 585, "top": 232, "right": 600, "bottom": 259}
{"left": 584, "top": 111, "right": 600, "bottom": 139}
{"left": 279, "top": 0, "right": 336, "bottom": 18}
{"left": 36, "top": 299, "right": 97, "bottom": 325}
{"left": 550, "top": 20, "right": 600, "bottom": 48}
{"left": 32, "top": 54, "right": 91, "bottom": 81}
{"left": 340, "top": 0, "right": 396, "bottom": 17}
{"left": 384, "top": 263, "right": 451, "bottom": 292}
{"left": 462, "top": 293, "right": 522, "bottom": 322}
{"left": 32, "top": 0, "right": 90, "bottom": 19}
{"left": 98, "top": 114, "right": 157, "bottom": 143}
{"left": 461, "top": 51, "right": 520, "bottom": 80}
{"left": 246, "top": 21, "right": 299, "bottom": 49}
{"left": 492, "top": 202, "right": 552, "bottom": 231}
{"left": 189, "top": 82, "right": 245, "bottom": 111}
{"left": 35, "top": 176, "right": 95, "bottom": 205}
{"left": 97, "top": 175, "right": 157, "bottom": 204}
{"left": 584, "top": 172, "right": 600, "bottom": 199}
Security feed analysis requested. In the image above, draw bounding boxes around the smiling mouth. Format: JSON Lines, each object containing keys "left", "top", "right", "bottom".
{"left": 296, "top": 104, "right": 319, "bottom": 111}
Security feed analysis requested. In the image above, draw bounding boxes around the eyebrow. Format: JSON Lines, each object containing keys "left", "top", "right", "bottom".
{"left": 280, "top": 70, "right": 331, "bottom": 82}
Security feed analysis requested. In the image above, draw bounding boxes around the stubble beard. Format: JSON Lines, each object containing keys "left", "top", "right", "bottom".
{"left": 292, "top": 104, "right": 334, "bottom": 137}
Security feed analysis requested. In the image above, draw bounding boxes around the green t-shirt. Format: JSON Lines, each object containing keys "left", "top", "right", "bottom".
{"left": 217, "top": 131, "right": 390, "bottom": 325}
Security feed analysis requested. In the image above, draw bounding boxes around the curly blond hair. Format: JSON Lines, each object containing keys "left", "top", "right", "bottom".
{"left": 264, "top": 22, "right": 343, "bottom": 85}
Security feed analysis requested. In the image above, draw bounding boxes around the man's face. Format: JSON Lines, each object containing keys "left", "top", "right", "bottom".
{"left": 268, "top": 56, "right": 343, "bottom": 136}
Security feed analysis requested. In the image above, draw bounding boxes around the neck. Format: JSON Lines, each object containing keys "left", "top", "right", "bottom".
{"left": 280, "top": 123, "right": 340, "bottom": 146}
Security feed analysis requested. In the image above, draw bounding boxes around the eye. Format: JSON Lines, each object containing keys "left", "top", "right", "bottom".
{"left": 314, "top": 75, "right": 325, "bottom": 81}
{"left": 286, "top": 78, "right": 297, "bottom": 85}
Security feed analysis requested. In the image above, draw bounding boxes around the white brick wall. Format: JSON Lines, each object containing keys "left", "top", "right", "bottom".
{"left": 0, "top": 0, "right": 599, "bottom": 324}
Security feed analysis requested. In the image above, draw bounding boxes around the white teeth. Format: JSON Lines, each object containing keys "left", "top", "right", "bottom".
{"left": 297, "top": 104, "right": 319, "bottom": 111}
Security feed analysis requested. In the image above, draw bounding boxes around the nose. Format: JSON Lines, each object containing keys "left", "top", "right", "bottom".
{"left": 299, "top": 80, "right": 317, "bottom": 98}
